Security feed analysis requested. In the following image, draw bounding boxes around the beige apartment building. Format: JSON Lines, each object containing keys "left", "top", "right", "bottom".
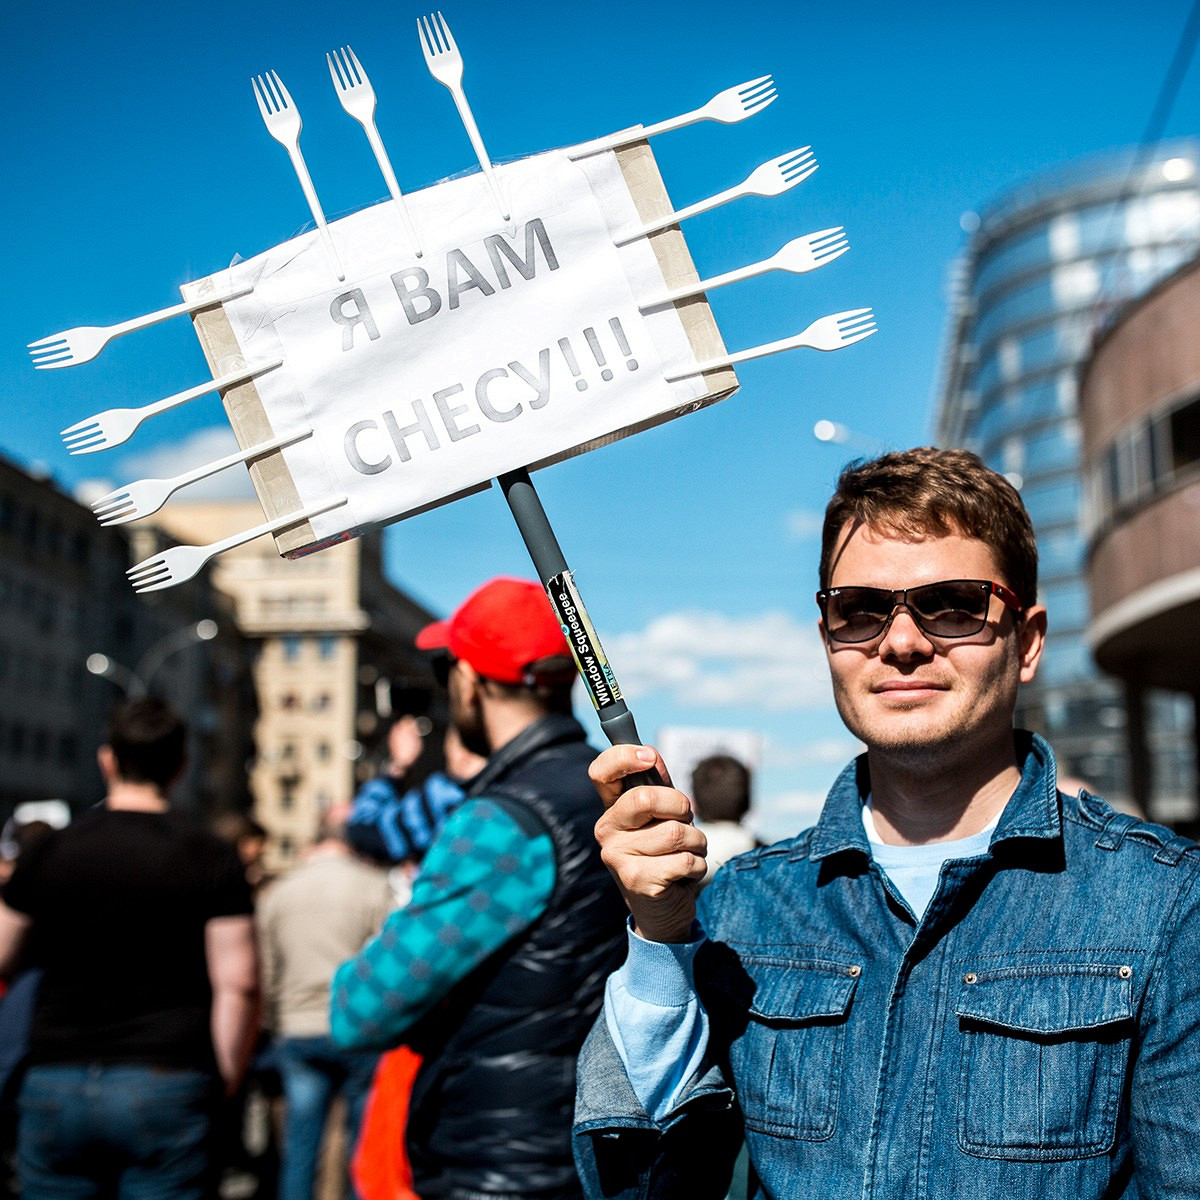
{"left": 157, "top": 501, "right": 439, "bottom": 870}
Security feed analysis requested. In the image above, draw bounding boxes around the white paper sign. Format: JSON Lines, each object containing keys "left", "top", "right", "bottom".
{"left": 196, "top": 147, "right": 729, "bottom": 552}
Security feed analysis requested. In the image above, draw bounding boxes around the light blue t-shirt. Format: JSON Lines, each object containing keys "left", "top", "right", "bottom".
{"left": 861, "top": 801, "right": 995, "bottom": 920}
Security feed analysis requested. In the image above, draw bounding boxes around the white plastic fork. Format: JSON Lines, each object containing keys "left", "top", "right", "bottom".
{"left": 91, "top": 428, "right": 314, "bottom": 526}
{"left": 127, "top": 497, "right": 349, "bottom": 593}
{"left": 639, "top": 227, "right": 849, "bottom": 308}
{"left": 664, "top": 308, "right": 877, "bottom": 380}
{"left": 27, "top": 284, "right": 254, "bottom": 370}
{"left": 60, "top": 360, "right": 283, "bottom": 455}
{"left": 327, "top": 46, "right": 423, "bottom": 257}
{"left": 615, "top": 148, "right": 818, "bottom": 245}
{"left": 417, "top": 12, "right": 509, "bottom": 222}
{"left": 252, "top": 70, "right": 345, "bottom": 281}
{"left": 569, "top": 76, "right": 778, "bottom": 158}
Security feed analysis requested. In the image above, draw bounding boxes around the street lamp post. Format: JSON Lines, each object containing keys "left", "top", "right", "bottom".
{"left": 86, "top": 620, "right": 219, "bottom": 697}
{"left": 812, "top": 419, "right": 886, "bottom": 454}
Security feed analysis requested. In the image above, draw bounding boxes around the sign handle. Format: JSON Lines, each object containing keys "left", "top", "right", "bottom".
{"left": 498, "top": 467, "right": 663, "bottom": 788}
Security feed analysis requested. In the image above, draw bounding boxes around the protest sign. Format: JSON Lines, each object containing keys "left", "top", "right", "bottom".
{"left": 187, "top": 138, "right": 736, "bottom": 556}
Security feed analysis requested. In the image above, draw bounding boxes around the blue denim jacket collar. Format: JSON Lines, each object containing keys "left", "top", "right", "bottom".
{"left": 806, "top": 730, "right": 1062, "bottom": 863}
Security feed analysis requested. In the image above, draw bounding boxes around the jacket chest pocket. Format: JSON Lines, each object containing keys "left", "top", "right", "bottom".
{"left": 726, "top": 956, "right": 859, "bottom": 1140}
{"left": 955, "top": 963, "right": 1136, "bottom": 1161}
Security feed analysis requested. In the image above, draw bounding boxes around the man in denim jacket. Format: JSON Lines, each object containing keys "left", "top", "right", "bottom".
{"left": 574, "top": 447, "right": 1200, "bottom": 1199}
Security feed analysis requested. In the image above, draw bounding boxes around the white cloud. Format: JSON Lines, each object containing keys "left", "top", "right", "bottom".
{"left": 785, "top": 507, "right": 825, "bottom": 542}
{"left": 113, "top": 426, "right": 257, "bottom": 502}
{"left": 754, "top": 788, "right": 829, "bottom": 842}
{"left": 607, "top": 609, "right": 833, "bottom": 712}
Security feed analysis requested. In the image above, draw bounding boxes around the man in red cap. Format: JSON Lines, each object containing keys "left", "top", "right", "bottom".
{"left": 331, "top": 578, "right": 627, "bottom": 1200}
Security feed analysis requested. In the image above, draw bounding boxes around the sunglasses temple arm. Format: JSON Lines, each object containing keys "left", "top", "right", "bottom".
{"left": 498, "top": 468, "right": 663, "bottom": 791}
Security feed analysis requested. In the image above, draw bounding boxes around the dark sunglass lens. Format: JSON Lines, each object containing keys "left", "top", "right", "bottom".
{"left": 828, "top": 588, "right": 893, "bottom": 641}
{"left": 910, "top": 582, "right": 988, "bottom": 637}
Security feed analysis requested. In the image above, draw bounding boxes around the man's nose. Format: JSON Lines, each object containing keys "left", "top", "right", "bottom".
{"left": 878, "top": 605, "right": 934, "bottom": 659}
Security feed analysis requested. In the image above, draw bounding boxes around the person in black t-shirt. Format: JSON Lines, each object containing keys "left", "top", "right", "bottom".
{"left": 0, "top": 698, "right": 259, "bottom": 1200}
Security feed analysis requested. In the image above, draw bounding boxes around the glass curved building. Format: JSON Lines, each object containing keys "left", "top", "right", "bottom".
{"left": 935, "top": 142, "right": 1200, "bottom": 812}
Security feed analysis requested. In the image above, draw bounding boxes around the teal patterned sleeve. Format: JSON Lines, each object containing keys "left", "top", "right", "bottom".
{"left": 330, "top": 797, "right": 556, "bottom": 1050}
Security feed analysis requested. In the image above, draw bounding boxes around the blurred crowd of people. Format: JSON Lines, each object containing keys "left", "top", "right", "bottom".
{"left": 0, "top": 577, "right": 695, "bottom": 1200}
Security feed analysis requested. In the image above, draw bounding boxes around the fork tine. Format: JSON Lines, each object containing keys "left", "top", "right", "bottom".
{"left": 417, "top": 16, "right": 432, "bottom": 57}
{"left": 61, "top": 423, "right": 100, "bottom": 440}
{"left": 838, "top": 329, "right": 877, "bottom": 348}
{"left": 744, "top": 91, "right": 778, "bottom": 114}
{"left": 27, "top": 334, "right": 68, "bottom": 351}
{"left": 740, "top": 80, "right": 775, "bottom": 101}
{"left": 743, "top": 85, "right": 777, "bottom": 104}
{"left": 837, "top": 307, "right": 875, "bottom": 322}
{"left": 814, "top": 243, "right": 849, "bottom": 264}
{"left": 60, "top": 417, "right": 99, "bottom": 438}
{"left": 783, "top": 161, "right": 819, "bottom": 184}
{"left": 326, "top": 51, "right": 346, "bottom": 90}
{"left": 270, "top": 70, "right": 292, "bottom": 107}
{"left": 434, "top": 11, "right": 455, "bottom": 52}
{"left": 737, "top": 74, "right": 774, "bottom": 94}
{"left": 127, "top": 559, "right": 165, "bottom": 581}
{"left": 811, "top": 231, "right": 848, "bottom": 250}
{"left": 346, "top": 45, "right": 366, "bottom": 81}
{"left": 251, "top": 75, "right": 270, "bottom": 117}
{"left": 92, "top": 491, "right": 130, "bottom": 512}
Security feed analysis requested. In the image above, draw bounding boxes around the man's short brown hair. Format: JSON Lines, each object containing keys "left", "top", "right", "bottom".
{"left": 819, "top": 447, "right": 1039, "bottom": 608}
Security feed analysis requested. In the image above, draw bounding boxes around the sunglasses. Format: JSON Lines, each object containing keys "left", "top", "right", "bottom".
{"left": 816, "top": 579, "right": 1024, "bottom": 644}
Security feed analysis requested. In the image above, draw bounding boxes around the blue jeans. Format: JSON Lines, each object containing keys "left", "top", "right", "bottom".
{"left": 17, "top": 1063, "right": 217, "bottom": 1199}
{"left": 276, "top": 1035, "right": 378, "bottom": 1200}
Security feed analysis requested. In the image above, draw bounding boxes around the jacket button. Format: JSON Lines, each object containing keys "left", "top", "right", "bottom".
{"left": 848, "top": 965, "right": 861, "bottom": 978}
{"left": 964, "top": 972, "right": 978, "bottom": 984}
{"left": 1119, "top": 965, "right": 1133, "bottom": 979}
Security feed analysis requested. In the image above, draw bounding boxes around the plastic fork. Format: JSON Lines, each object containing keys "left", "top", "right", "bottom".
{"left": 127, "top": 497, "right": 349, "bottom": 593}
{"left": 639, "top": 227, "right": 849, "bottom": 308}
{"left": 91, "top": 428, "right": 314, "bottom": 526}
{"left": 60, "top": 360, "right": 283, "bottom": 455}
{"left": 252, "top": 70, "right": 345, "bottom": 281}
{"left": 27, "top": 284, "right": 254, "bottom": 370}
{"left": 417, "top": 11, "right": 509, "bottom": 222}
{"left": 664, "top": 308, "right": 877, "bottom": 380}
{"left": 615, "top": 148, "right": 818, "bottom": 245}
{"left": 569, "top": 76, "right": 778, "bottom": 158}
{"left": 327, "top": 45, "right": 422, "bottom": 257}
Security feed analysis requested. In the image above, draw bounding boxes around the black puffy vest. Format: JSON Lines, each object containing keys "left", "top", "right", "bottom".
{"left": 405, "top": 714, "right": 628, "bottom": 1200}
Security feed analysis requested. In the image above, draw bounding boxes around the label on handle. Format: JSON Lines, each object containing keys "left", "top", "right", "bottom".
{"left": 546, "top": 571, "right": 623, "bottom": 711}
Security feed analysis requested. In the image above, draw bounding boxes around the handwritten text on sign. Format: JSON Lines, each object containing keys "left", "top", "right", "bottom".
{"left": 214, "top": 149, "right": 705, "bottom": 545}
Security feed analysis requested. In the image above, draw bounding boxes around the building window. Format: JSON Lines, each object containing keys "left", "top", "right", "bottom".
{"left": 1169, "top": 394, "right": 1200, "bottom": 474}
{"left": 281, "top": 693, "right": 299, "bottom": 710}
{"left": 316, "top": 742, "right": 331, "bottom": 762}
{"left": 282, "top": 636, "right": 302, "bottom": 662}
{"left": 312, "top": 693, "right": 331, "bottom": 712}
{"left": 317, "top": 636, "right": 337, "bottom": 660}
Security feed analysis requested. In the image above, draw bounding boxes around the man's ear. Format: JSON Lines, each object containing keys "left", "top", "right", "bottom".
{"left": 97, "top": 745, "right": 117, "bottom": 785}
{"left": 1018, "top": 605, "right": 1048, "bottom": 684}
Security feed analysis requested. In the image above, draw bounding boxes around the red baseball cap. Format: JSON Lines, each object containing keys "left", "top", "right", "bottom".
{"left": 416, "top": 577, "right": 574, "bottom": 685}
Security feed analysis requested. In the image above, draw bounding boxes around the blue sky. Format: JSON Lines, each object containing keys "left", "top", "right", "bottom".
{"left": 2, "top": 0, "right": 1197, "bottom": 835}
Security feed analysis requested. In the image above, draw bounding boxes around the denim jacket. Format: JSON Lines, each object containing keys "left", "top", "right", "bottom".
{"left": 574, "top": 733, "right": 1200, "bottom": 1199}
